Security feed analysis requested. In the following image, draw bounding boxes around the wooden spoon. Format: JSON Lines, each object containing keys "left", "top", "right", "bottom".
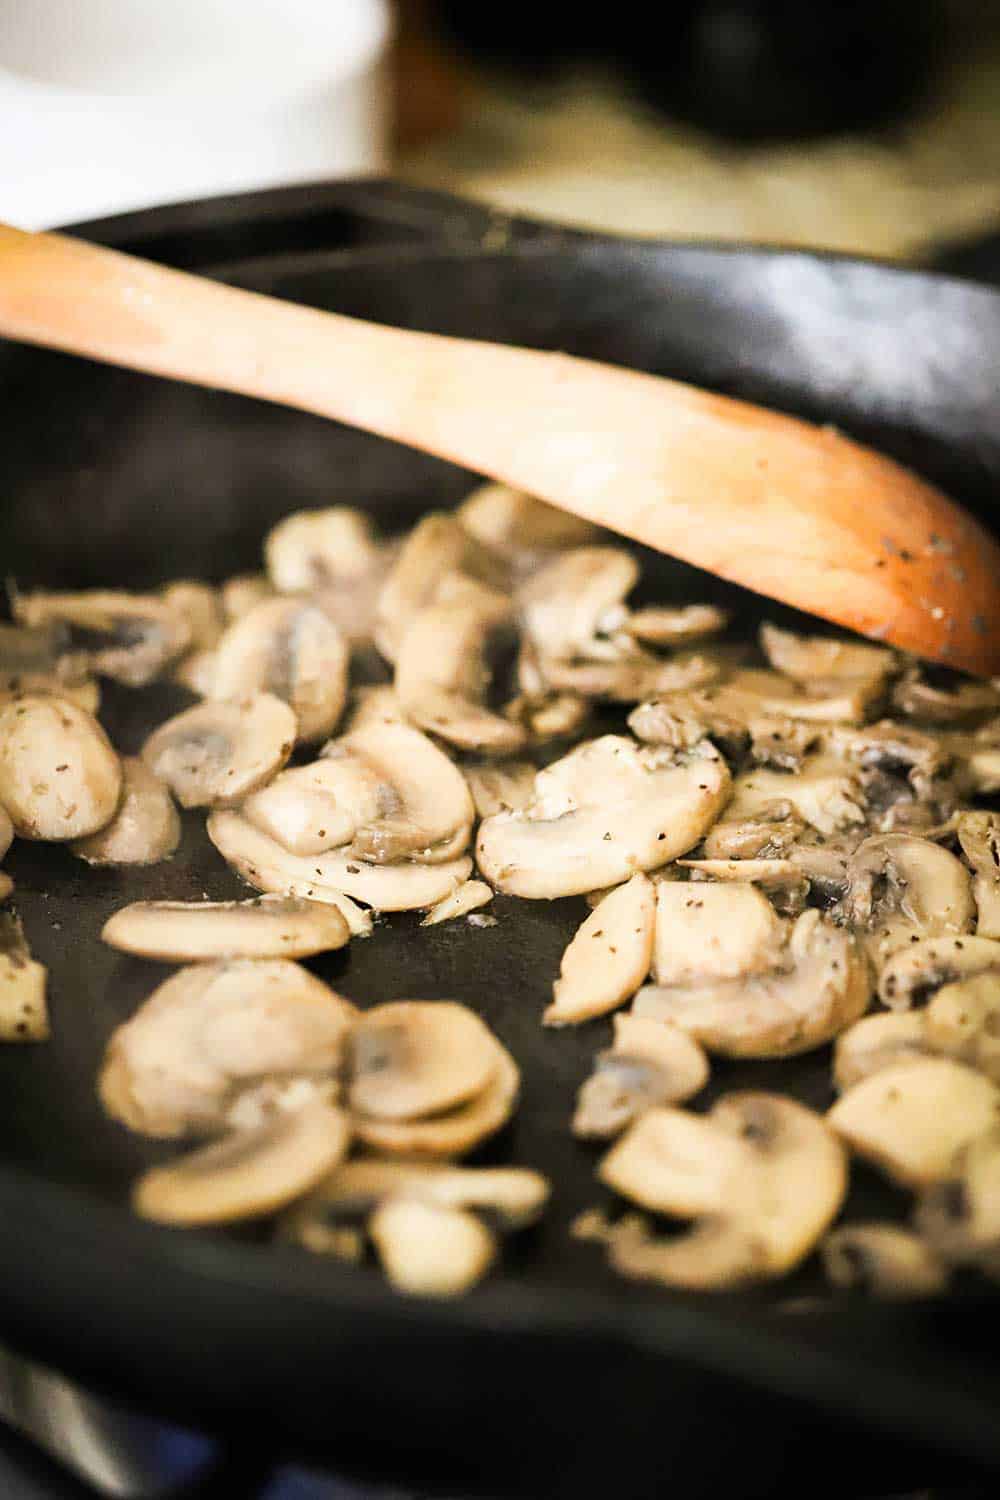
{"left": 1, "top": 221, "right": 998, "bottom": 675}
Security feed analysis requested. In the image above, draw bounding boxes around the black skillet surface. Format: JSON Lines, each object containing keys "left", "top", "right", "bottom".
{"left": 2, "top": 181, "right": 1000, "bottom": 1499}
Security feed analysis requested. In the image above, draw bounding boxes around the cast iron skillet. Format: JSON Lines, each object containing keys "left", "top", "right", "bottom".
{"left": 2, "top": 181, "right": 1000, "bottom": 1499}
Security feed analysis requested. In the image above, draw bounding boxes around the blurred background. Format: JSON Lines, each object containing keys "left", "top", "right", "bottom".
{"left": 2, "top": 1, "right": 1000, "bottom": 255}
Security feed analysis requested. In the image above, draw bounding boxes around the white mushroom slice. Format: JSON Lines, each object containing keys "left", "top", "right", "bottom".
{"left": 701, "top": 811, "right": 807, "bottom": 861}
{"left": 822, "top": 1224, "right": 949, "bottom": 1298}
{"left": 572, "top": 1014, "right": 708, "bottom": 1139}
{"left": 221, "top": 573, "right": 275, "bottom": 621}
{"left": 0, "top": 695, "right": 122, "bottom": 840}
{"left": 134, "top": 1100, "right": 351, "bottom": 1226}
{"left": 207, "top": 810, "right": 473, "bottom": 912}
{"left": 172, "top": 648, "right": 219, "bottom": 697}
{"left": 760, "top": 623, "right": 896, "bottom": 684}
{"left": 142, "top": 694, "right": 295, "bottom": 808}
{"left": 652, "top": 881, "right": 785, "bottom": 986}
{"left": 924, "top": 973, "right": 1000, "bottom": 1081}
{"left": 70, "top": 757, "right": 179, "bottom": 866}
{"left": 546, "top": 874, "right": 655, "bottom": 1027}
{"left": 161, "top": 581, "right": 224, "bottom": 651}
{"left": 395, "top": 574, "right": 524, "bottom": 755}
{"left": 624, "top": 604, "right": 727, "bottom": 647}
{"left": 352, "top": 1037, "right": 519, "bottom": 1159}
{"left": 0, "top": 913, "right": 49, "bottom": 1042}
{"left": 211, "top": 598, "right": 348, "bottom": 745}
{"left": 877, "top": 934, "right": 1000, "bottom": 1010}
{"left": 539, "top": 651, "right": 721, "bottom": 705}
{"left": 421, "top": 881, "right": 494, "bottom": 927}
{"left": 100, "top": 959, "right": 356, "bottom": 1139}
{"left": 464, "top": 760, "right": 537, "bottom": 820}
{"left": 518, "top": 547, "right": 640, "bottom": 664}
{"left": 14, "top": 590, "right": 191, "bottom": 686}
{"left": 826, "top": 722, "right": 948, "bottom": 801}
{"left": 726, "top": 755, "right": 866, "bottom": 837}
{"left": 265, "top": 507, "right": 380, "bottom": 592}
{"left": 0, "top": 805, "right": 13, "bottom": 863}
{"left": 678, "top": 859, "right": 809, "bottom": 914}
{"left": 728, "top": 667, "right": 885, "bottom": 725}
{"left": 916, "top": 1128, "right": 1000, "bottom": 1263}
{"left": 476, "top": 736, "right": 731, "bottom": 900}
{"left": 102, "top": 895, "right": 350, "bottom": 962}
{"left": 345, "top": 686, "right": 407, "bottom": 731}
{"left": 634, "top": 909, "right": 870, "bottom": 1059}
{"left": 833, "top": 1012, "right": 928, "bottom": 1092}
{"left": 242, "top": 751, "right": 383, "bottom": 857}
{"left": 844, "top": 833, "right": 974, "bottom": 966}
{"left": 340, "top": 720, "right": 475, "bottom": 863}
{"left": 892, "top": 669, "right": 1000, "bottom": 725}
{"left": 369, "top": 1197, "right": 497, "bottom": 1297}
{"left": 376, "top": 513, "right": 507, "bottom": 662}
{"left": 457, "top": 481, "right": 598, "bottom": 566}
{"left": 225, "top": 1075, "right": 340, "bottom": 1133}
{"left": 349, "top": 1001, "right": 498, "bottom": 1122}
{"left": 828, "top": 1058, "right": 1000, "bottom": 1187}
{"left": 600, "top": 1094, "right": 846, "bottom": 1288}
{"left": 957, "top": 812, "right": 1000, "bottom": 938}
{"left": 0, "top": 675, "right": 101, "bottom": 714}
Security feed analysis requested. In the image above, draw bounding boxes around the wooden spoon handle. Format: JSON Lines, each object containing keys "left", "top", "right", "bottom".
{"left": 1, "top": 221, "right": 998, "bottom": 674}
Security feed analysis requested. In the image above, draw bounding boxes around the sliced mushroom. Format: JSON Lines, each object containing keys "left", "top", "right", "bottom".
{"left": 265, "top": 506, "right": 380, "bottom": 592}
{"left": 652, "top": 881, "right": 786, "bottom": 986}
{"left": 827, "top": 1057, "right": 1000, "bottom": 1186}
{"left": 892, "top": 667, "right": 1000, "bottom": 725}
{"left": 0, "top": 805, "right": 13, "bottom": 864}
{"left": 172, "top": 648, "right": 219, "bottom": 697}
{"left": 599, "top": 1094, "right": 846, "bottom": 1288}
{"left": 634, "top": 909, "right": 870, "bottom": 1059}
{"left": 924, "top": 973, "right": 1000, "bottom": 1081}
{"left": 339, "top": 719, "right": 475, "bottom": 863}
{"left": 833, "top": 1012, "right": 928, "bottom": 1092}
{"left": 464, "top": 760, "right": 537, "bottom": 820}
{"left": 241, "top": 751, "right": 385, "bottom": 856}
{"left": 102, "top": 895, "right": 350, "bottom": 962}
{"left": 760, "top": 622, "right": 896, "bottom": 685}
{"left": 726, "top": 755, "right": 866, "bottom": 837}
{"left": 376, "top": 512, "right": 507, "bottom": 662}
{"left": 142, "top": 694, "right": 295, "bottom": 808}
{"left": 916, "top": 1128, "right": 1000, "bottom": 1264}
{"left": 100, "top": 959, "right": 356, "bottom": 1139}
{"left": 843, "top": 833, "right": 974, "bottom": 967}
{"left": 394, "top": 573, "right": 524, "bottom": 755}
{"left": 161, "top": 581, "right": 224, "bottom": 652}
{"left": 537, "top": 651, "right": 721, "bottom": 705}
{"left": 351, "top": 1036, "right": 519, "bottom": 1159}
{"left": 348, "top": 1001, "right": 499, "bottom": 1122}
{"left": 572, "top": 1014, "right": 709, "bottom": 1139}
{"left": 457, "top": 481, "right": 598, "bottom": 569}
{"left": 0, "top": 621, "right": 100, "bottom": 710}
{"left": 501, "top": 690, "right": 589, "bottom": 746}
{"left": 677, "top": 858, "right": 809, "bottom": 915}
{"left": 211, "top": 598, "right": 348, "bottom": 745}
{"left": 0, "top": 913, "right": 49, "bottom": 1041}
{"left": 545, "top": 874, "right": 655, "bottom": 1026}
{"left": 421, "top": 880, "right": 494, "bottom": 927}
{"left": 345, "top": 685, "right": 408, "bottom": 731}
{"left": 70, "top": 757, "right": 179, "bottom": 866}
{"left": 0, "top": 874, "right": 11, "bottom": 903}
{"left": 877, "top": 934, "right": 1000, "bottom": 1010}
{"left": 221, "top": 573, "right": 275, "bottom": 622}
{"left": 0, "top": 695, "right": 122, "bottom": 840}
{"left": 207, "top": 809, "right": 473, "bottom": 913}
{"left": 956, "top": 812, "right": 1000, "bottom": 938}
{"left": 518, "top": 547, "right": 640, "bottom": 665}
{"left": 134, "top": 1099, "right": 351, "bottom": 1225}
{"left": 701, "top": 810, "right": 807, "bottom": 861}
{"left": 624, "top": 604, "right": 727, "bottom": 647}
{"left": 476, "top": 736, "right": 731, "bottom": 899}
{"left": 369, "top": 1197, "right": 497, "bottom": 1297}
{"left": 14, "top": 590, "right": 191, "bottom": 686}
{"left": 822, "top": 1224, "right": 949, "bottom": 1298}
{"left": 825, "top": 722, "right": 949, "bottom": 802}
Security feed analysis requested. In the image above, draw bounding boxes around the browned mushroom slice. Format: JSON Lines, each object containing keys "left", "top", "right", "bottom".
{"left": 726, "top": 755, "right": 866, "bottom": 836}
{"left": 134, "top": 1100, "right": 351, "bottom": 1225}
{"left": 161, "top": 581, "right": 224, "bottom": 651}
{"left": 207, "top": 809, "right": 473, "bottom": 913}
{"left": 70, "top": 757, "right": 180, "bottom": 866}
{"left": 0, "top": 695, "right": 122, "bottom": 840}
{"left": 421, "top": 881, "right": 494, "bottom": 927}
{"left": 892, "top": 667, "right": 1000, "bottom": 725}
{"left": 623, "top": 604, "right": 727, "bottom": 647}
{"left": 348, "top": 1002, "right": 498, "bottom": 1122}
{"left": 0, "top": 913, "right": 49, "bottom": 1041}
{"left": 476, "top": 736, "right": 731, "bottom": 899}
{"left": 14, "top": 590, "right": 191, "bottom": 686}
{"left": 352, "top": 1037, "right": 519, "bottom": 1159}
{"left": 376, "top": 512, "right": 507, "bottom": 662}
{"left": 457, "top": 480, "right": 598, "bottom": 568}
{"left": 100, "top": 959, "right": 356, "bottom": 1139}
{"left": 102, "top": 895, "right": 350, "bottom": 962}
{"left": 599, "top": 1094, "right": 846, "bottom": 1288}
{"left": 464, "top": 760, "right": 537, "bottom": 820}
{"left": 265, "top": 507, "right": 380, "bottom": 592}
{"left": 877, "top": 934, "right": 1000, "bottom": 1010}
{"left": 843, "top": 833, "right": 974, "bottom": 967}
{"left": 916, "top": 1128, "right": 1000, "bottom": 1264}
{"left": 652, "top": 881, "right": 785, "bottom": 986}
{"left": 212, "top": 598, "right": 348, "bottom": 745}
{"left": 143, "top": 694, "right": 295, "bottom": 808}
{"left": 501, "top": 689, "right": 589, "bottom": 746}
{"left": 538, "top": 651, "right": 721, "bottom": 705}
{"left": 518, "top": 546, "right": 640, "bottom": 665}
{"left": 924, "top": 973, "right": 1000, "bottom": 1081}
{"left": 221, "top": 573, "right": 275, "bottom": 622}
{"left": 822, "top": 1224, "right": 949, "bottom": 1298}
{"left": 369, "top": 1197, "right": 497, "bottom": 1296}
{"left": 572, "top": 1014, "right": 709, "bottom": 1139}
{"left": 634, "top": 909, "right": 869, "bottom": 1059}
{"left": 828, "top": 1058, "right": 1000, "bottom": 1187}
{"left": 825, "top": 721, "right": 949, "bottom": 802}
{"left": 833, "top": 1012, "right": 928, "bottom": 1092}
{"left": 956, "top": 812, "right": 1000, "bottom": 938}
{"left": 760, "top": 622, "right": 896, "bottom": 686}
{"left": 545, "top": 874, "right": 655, "bottom": 1027}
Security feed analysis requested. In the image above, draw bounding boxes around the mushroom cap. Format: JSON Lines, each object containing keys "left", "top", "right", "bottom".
{"left": 822, "top": 1223, "right": 949, "bottom": 1298}
{"left": 0, "top": 695, "right": 122, "bottom": 840}
{"left": 833, "top": 1011, "right": 928, "bottom": 1092}
{"left": 573, "top": 1014, "right": 709, "bottom": 1139}
{"left": 348, "top": 1001, "right": 499, "bottom": 1122}
{"left": 924, "top": 972, "right": 1000, "bottom": 1080}
{"left": 877, "top": 934, "right": 1000, "bottom": 1009}
{"left": 369, "top": 1196, "right": 497, "bottom": 1297}
{"left": 70, "top": 757, "right": 179, "bottom": 866}
{"left": 14, "top": 589, "right": 191, "bottom": 686}
{"left": 142, "top": 693, "right": 296, "bottom": 808}
{"left": 652, "top": 881, "right": 785, "bottom": 986}
{"left": 352, "top": 1036, "right": 519, "bottom": 1159}
{"left": 102, "top": 895, "right": 350, "bottom": 962}
{"left": 134, "top": 1100, "right": 351, "bottom": 1225}
{"left": 212, "top": 598, "right": 349, "bottom": 745}
{"left": 476, "top": 736, "right": 731, "bottom": 899}
{"left": 844, "top": 833, "right": 974, "bottom": 965}
{"left": 828, "top": 1057, "right": 1000, "bottom": 1186}
{"left": 265, "top": 507, "right": 380, "bottom": 593}
{"left": 545, "top": 873, "right": 655, "bottom": 1026}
